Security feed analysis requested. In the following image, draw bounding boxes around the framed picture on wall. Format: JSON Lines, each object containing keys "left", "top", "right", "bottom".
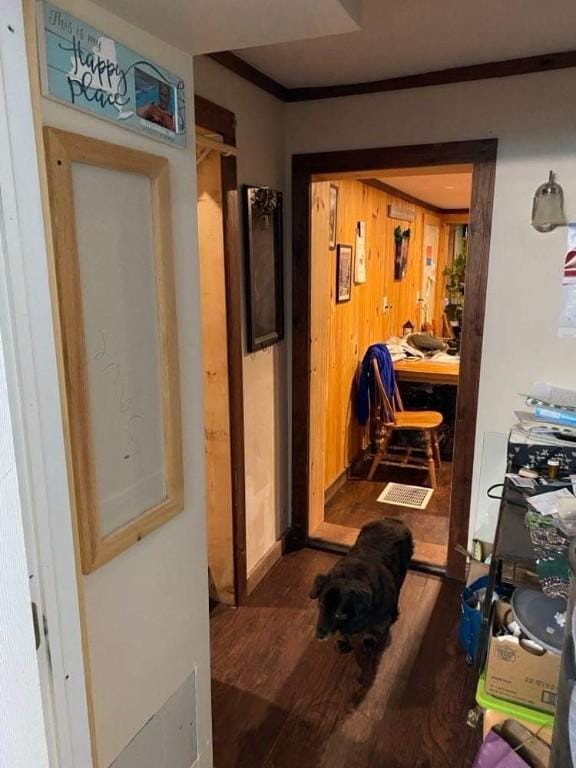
{"left": 336, "top": 244, "right": 353, "bottom": 303}
{"left": 242, "top": 185, "right": 285, "bottom": 352}
{"left": 394, "top": 226, "right": 411, "bottom": 281}
{"left": 39, "top": 2, "right": 186, "bottom": 147}
{"left": 329, "top": 183, "right": 339, "bottom": 250}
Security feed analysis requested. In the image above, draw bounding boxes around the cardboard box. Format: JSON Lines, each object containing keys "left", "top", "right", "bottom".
{"left": 485, "top": 601, "right": 561, "bottom": 714}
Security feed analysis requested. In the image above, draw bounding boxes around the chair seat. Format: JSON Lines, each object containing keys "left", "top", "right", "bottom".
{"left": 392, "top": 410, "right": 443, "bottom": 430}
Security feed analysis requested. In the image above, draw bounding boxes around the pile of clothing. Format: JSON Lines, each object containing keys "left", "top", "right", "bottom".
{"left": 385, "top": 333, "right": 457, "bottom": 362}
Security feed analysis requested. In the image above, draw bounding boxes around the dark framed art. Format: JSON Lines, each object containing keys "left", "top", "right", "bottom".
{"left": 336, "top": 244, "right": 353, "bottom": 303}
{"left": 329, "top": 183, "right": 339, "bottom": 250}
{"left": 242, "top": 185, "right": 285, "bottom": 352}
{"left": 394, "top": 225, "right": 411, "bottom": 281}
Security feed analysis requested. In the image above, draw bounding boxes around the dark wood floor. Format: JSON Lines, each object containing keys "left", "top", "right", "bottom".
{"left": 210, "top": 549, "right": 481, "bottom": 768}
{"left": 325, "top": 462, "right": 452, "bottom": 547}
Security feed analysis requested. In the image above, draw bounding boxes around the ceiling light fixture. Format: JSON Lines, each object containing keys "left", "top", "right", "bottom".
{"left": 531, "top": 171, "right": 566, "bottom": 233}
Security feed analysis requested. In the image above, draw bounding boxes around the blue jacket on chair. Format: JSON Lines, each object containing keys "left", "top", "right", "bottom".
{"left": 357, "top": 344, "right": 396, "bottom": 426}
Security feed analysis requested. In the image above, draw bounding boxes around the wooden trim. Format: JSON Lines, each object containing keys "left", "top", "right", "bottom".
{"left": 447, "top": 152, "right": 496, "bottom": 578}
{"left": 308, "top": 523, "right": 447, "bottom": 570}
{"left": 43, "top": 128, "right": 184, "bottom": 574}
{"left": 246, "top": 539, "right": 284, "bottom": 595}
{"left": 324, "top": 467, "right": 348, "bottom": 505}
{"left": 362, "top": 178, "right": 445, "bottom": 215}
{"left": 287, "top": 157, "right": 312, "bottom": 551}
{"left": 209, "top": 48, "right": 576, "bottom": 103}
{"left": 316, "top": 164, "right": 474, "bottom": 182}
{"left": 290, "top": 50, "right": 576, "bottom": 101}
{"left": 290, "top": 139, "right": 498, "bottom": 582}
{"left": 307, "top": 140, "right": 496, "bottom": 177}
{"left": 194, "top": 95, "right": 248, "bottom": 605}
{"left": 195, "top": 94, "right": 236, "bottom": 138}
{"left": 207, "top": 52, "right": 291, "bottom": 102}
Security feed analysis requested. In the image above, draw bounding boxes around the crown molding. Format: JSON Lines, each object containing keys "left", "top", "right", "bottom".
{"left": 208, "top": 48, "right": 576, "bottom": 103}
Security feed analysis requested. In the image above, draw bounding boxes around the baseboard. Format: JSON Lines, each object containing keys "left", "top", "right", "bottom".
{"left": 324, "top": 468, "right": 348, "bottom": 504}
{"left": 324, "top": 449, "right": 367, "bottom": 504}
{"left": 246, "top": 539, "right": 284, "bottom": 595}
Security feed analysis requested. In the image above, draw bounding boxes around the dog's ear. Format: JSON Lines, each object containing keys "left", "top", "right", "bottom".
{"left": 310, "top": 574, "right": 328, "bottom": 599}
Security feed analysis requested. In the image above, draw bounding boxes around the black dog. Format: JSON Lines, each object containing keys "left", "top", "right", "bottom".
{"left": 310, "top": 519, "right": 413, "bottom": 653}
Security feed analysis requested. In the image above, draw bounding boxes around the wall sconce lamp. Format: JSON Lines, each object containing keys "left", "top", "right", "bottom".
{"left": 531, "top": 171, "right": 566, "bottom": 232}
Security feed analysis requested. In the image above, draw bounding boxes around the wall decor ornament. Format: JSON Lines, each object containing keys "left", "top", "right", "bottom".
{"left": 329, "top": 183, "right": 339, "bottom": 250}
{"left": 394, "top": 225, "right": 411, "bottom": 281}
{"left": 336, "top": 243, "right": 353, "bottom": 303}
{"left": 39, "top": 2, "right": 187, "bottom": 147}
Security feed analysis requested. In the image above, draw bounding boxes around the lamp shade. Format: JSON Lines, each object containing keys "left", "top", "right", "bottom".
{"left": 532, "top": 171, "right": 566, "bottom": 232}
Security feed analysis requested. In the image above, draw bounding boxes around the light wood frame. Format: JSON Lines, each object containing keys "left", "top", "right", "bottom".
{"left": 195, "top": 95, "right": 248, "bottom": 605}
{"left": 43, "top": 127, "right": 183, "bottom": 574}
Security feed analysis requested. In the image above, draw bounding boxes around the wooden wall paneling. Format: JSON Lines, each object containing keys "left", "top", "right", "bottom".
{"left": 309, "top": 182, "right": 332, "bottom": 533}
{"left": 197, "top": 150, "right": 235, "bottom": 604}
{"left": 320, "top": 180, "right": 433, "bottom": 490}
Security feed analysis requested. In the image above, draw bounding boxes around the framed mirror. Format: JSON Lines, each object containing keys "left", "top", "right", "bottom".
{"left": 242, "top": 185, "right": 284, "bottom": 352}
{"left": 44, "top": 127, "right": 183, "bottom": 573}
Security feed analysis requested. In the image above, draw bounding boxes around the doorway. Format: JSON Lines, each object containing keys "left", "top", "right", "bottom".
{"left": 195, "top": 95, "right": 247, "bottom": 605}
{"left": 291, "top": 141, "right": 497, "bottom": 579}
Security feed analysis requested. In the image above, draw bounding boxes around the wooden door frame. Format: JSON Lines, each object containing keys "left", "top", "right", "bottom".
{"left": 290, "top": 139, "right": 497, "bottom": 580}
{"left": 195, "top": 95, "right": 247, "bottom": 603}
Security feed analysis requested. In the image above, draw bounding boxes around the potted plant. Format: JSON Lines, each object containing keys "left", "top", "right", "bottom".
{"left": 443, "top": 239, "right": 467, "bottom": 324}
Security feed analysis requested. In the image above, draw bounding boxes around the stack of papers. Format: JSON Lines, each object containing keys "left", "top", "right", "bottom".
{"left": 513, "top": 381, "right": 576, "bottom": 446}
{"left": 527, "top": 488, "right": 576, "bottom": 536}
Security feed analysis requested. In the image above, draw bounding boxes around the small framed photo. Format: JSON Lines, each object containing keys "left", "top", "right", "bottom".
{"left": 336, "top": 244, "right": 353, "bottom": 303}
{"left": 329, "top": 183, "right": 339, "bottom": 250}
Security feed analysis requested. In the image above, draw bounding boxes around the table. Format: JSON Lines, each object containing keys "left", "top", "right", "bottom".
{"left": 393, "top": 358, "right": 460, "bottom": 386}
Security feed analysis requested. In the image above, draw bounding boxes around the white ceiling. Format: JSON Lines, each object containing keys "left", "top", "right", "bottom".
{"left": 378, "top": 172, "right": 472, "bottom": 210}
{"left": 236, "top": 0, "right": 576, "bottom": 87}
{"left": 90, "top": 0, "right": 361, "bottom": 55}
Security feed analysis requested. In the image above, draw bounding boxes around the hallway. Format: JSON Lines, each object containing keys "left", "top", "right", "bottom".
{"left": 210, "top": 549, "right": 480, "bottom": 768}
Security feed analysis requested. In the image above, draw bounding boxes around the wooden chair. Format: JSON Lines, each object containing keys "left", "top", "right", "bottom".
{"left": 367, "top": 359, "right": 443, "bottom": 488}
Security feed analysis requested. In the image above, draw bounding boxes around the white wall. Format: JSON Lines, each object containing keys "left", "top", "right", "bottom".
{"left": 284, "top": 69, "right": 576, "bottom": 541}
{"left": 193, "top": 56, "right": 289, "bottom": 572}
{"left": 35, "top": 1, "right": 212, "bottom": 766}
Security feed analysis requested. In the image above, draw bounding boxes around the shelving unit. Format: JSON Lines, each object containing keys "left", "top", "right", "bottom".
{"left": 475, "top": 480, "right": 574, "bottom": 767}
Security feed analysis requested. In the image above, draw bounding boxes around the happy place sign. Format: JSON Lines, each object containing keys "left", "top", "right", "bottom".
{"left": 38, "top": 2, "right": 187, "bottom": 147}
